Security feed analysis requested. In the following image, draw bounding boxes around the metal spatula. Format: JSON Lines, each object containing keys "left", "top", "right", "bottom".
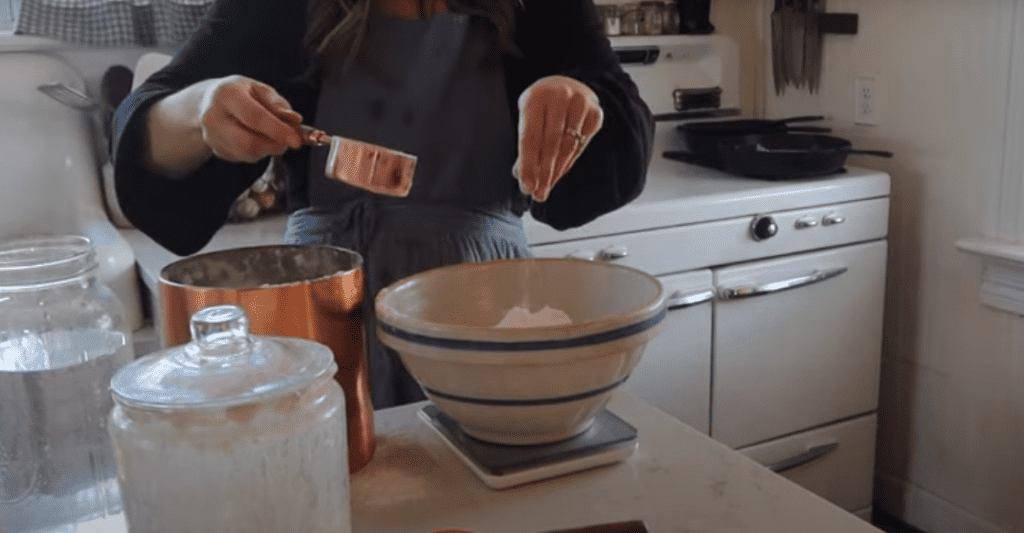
{"left": 300, "top": 125, "right": 418, "bottom": 197}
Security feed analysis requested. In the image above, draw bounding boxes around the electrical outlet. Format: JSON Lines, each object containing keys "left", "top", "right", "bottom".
{"left": 854, "top": 76, "right": 878, "bottom": 126}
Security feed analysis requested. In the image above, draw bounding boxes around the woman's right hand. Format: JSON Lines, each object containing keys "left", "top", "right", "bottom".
{"left": 196, "top": 75, "right": 305, "bottom": 163}
{"left": 145, "top": 75, "right": 306, "bottom": 178}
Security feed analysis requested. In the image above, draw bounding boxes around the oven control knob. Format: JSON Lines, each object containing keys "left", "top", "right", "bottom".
{"left": 750, "top": 215, "right": 778, "bottom": 241}
{"left": 823, "top": 213, "right": 846, "bottom": 226}
{"left": 598, "top": 245, "right": 629, "bottom": 261}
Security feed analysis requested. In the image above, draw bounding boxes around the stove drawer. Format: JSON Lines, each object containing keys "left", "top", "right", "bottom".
{"left": 738, "top": 413, "right": 878, "bottom": 513}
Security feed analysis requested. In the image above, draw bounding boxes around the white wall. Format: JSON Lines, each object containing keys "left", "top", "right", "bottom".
{"left": 712, "top": 1, "right": 1024, "bottom": 532}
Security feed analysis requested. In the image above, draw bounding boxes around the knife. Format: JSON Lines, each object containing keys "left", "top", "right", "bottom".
{"left": 787, "top": 0, "right": 805, "bottom": 89}
{"left": 771, "top": 0, "right": 785, "bottom": 95}
{"left": 806, "top": 0, "right": 824, "bottom": 93}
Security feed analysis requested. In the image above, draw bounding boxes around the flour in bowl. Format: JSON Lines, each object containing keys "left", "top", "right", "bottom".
{"left": 494, "top": 306, "right": 573, "bottom": 328}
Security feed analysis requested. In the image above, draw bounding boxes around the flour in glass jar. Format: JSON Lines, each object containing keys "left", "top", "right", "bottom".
{"left": 110, "top": 392, "right": 350, "bottom": 533}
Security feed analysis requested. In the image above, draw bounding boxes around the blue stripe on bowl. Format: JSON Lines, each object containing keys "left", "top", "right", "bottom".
{"left": 380, "top": 308, "right": 666, "bottom": 352}
{"left": 423, "top": 375, "right": 629, "bottom": 407}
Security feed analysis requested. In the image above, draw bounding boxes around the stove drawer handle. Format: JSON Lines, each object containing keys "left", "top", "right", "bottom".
{"left": 666, "top": 289, "right": 715, "bottom": 310}
{"left": 767, "top": 442, "right": 839, "bottom": 473}
{"left": 718, "top": 266, "right": 848, "bottom": 300}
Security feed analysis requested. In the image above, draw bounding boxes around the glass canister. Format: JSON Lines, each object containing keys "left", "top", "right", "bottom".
{"left": 596, "top": 4, "right": 620, "bottom": 36}
{"left": 618, "top": 3, "right": 641, "bottom": 35}
{"left": 108, "top": 305, "right": 351, "bottom": 533}
{"left": 662, "top": 0, "right": 680, "bottom": 34}
{"left": 640, "top": 1, "right": 666, "bottom": 35}
{"left": 0, "top": 235, "right": 133, "bottom": 533}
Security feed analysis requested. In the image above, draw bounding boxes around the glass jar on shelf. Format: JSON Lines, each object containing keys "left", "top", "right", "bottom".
{"left": 618, "top": 3, "right": 641, "bottom": 35}
{"left": 662, "top": 0, "right": 680, "bottom": 34}
{"left": 640, "top": 1, "right": 666, "bottom": 35}
{"left": 597, "top": 4, "right": 621, "bottom": 36}
{"left": 0, "top": 235, "right": 133, "bottom": 533}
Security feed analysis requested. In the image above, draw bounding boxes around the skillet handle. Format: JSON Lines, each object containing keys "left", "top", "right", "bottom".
{"left": 777, "top": 115, "right": 826, "bottom": 124}
{"left": 785, "top": 126, "right": 832, "bottom": 133}
{"left": 845, "top": 149, "right": 894, "bottom": 158}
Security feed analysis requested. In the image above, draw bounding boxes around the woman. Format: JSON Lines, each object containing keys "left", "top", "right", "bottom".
{"left": 111, "top": 0, "right": 654, "bottom": 409}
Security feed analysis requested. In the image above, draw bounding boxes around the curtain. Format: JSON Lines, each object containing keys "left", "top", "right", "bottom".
{"left": 15, "top": 0, "right": 213, "bottom": 47}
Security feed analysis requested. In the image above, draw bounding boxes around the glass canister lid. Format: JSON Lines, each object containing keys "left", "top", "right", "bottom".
{"left": 111, "top": 305, "right": 336, "bottom": 410}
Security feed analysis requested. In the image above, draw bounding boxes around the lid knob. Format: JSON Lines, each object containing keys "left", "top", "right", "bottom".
{"left": 189, "top": 305, "right": 252, "bottom": 356}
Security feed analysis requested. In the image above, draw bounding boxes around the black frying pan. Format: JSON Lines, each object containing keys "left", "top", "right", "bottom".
{"left": 679, "top": 115, "right": 831, "bottom": 160}
{"left": 717, "top": 133, "right": 893, "bottom": 179}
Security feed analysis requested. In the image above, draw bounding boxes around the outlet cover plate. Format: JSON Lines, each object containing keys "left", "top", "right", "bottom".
{"left": 854, "top": 76, "right": 878, "bottom": 126}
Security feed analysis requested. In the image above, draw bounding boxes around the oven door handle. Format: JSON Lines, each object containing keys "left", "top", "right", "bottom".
{"left": 665, "top": 289, "right": 716, "bottom": 310}
{"left": 717, "top": 266, "right": 848, "bottom": 300}
{"left": 766, "top": 442, "right": 839, "bottom": 473}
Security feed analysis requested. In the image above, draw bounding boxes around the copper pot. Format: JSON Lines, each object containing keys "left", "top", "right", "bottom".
{"left": 158, "top": 245, "right": 374, "bottom": 473}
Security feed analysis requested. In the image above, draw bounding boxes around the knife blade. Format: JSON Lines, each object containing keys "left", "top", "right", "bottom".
{"left": 788, "top": 0, "right": 805, "bottom": 89}
{"left": 778, "top": 0, "right": 791, "bottom": 91}
{"left": 771, "top": 0, "right": 785, "bottom": 95}
{"left": 806, "top": 0, "right": 825, "bottom": 93}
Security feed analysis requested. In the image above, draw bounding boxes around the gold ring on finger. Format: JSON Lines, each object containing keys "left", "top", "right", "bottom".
{"left": 564, "top": 129, "right": 585, "bottom": 144}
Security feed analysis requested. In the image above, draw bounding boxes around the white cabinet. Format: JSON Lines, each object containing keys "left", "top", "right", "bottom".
{"left": 623, "top": 270, "right": 713, "bottom": 434}
{"left": 710, "top": 241, "right": 888, "bottom": 449}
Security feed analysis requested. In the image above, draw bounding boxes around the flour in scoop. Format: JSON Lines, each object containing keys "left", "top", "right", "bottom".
{"left": 494, "top": 306, "right": 573, "bottom": 328}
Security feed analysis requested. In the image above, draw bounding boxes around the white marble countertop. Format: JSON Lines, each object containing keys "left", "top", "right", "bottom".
{"left": 352, "top": 392, "right": 881, "bottom": 533}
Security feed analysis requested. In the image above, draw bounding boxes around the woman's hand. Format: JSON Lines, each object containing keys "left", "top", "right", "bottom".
{"left": 145, "top": 75, "right": 305, "bottom": 178}
{"left": 196, "top": 75, "right": 305, "bottom": 163}
{"left": 513, "top": 75, "right": 604, "bottom": 202}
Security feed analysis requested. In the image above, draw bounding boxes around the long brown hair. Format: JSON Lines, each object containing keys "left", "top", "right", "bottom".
{"left": 303, "top": 0, "right": 519, "bottom": 80}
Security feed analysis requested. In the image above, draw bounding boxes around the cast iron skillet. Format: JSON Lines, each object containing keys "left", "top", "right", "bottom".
{"left": 717, "top": 133, "right": 893, "bottom": 180}
{"left": 679, "top": 115, "right": 831, "bottom": 160}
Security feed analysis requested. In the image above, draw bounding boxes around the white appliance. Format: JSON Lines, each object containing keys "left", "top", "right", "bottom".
{"left": 523, "top": 34, "right": 889, "bottom": 520}
{"left": 0, "top": 52, "right": 144, "bottom": 333}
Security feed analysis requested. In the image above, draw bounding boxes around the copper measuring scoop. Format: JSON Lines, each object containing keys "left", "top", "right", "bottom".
{"left": 299, "top": 125, "right": 417, "bottom": 197}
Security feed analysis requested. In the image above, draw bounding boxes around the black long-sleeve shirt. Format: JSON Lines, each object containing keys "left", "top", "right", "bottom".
{"left": 111, "top": 0, "right": 654, "bottom": 256}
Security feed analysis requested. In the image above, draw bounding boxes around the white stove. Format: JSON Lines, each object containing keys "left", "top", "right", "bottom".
{"left": 526, "top": 34, "right": 889, "bottom": 521}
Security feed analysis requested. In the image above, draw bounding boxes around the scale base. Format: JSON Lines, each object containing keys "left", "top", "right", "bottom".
{"left": 418, "top": 405, "right": 638, "bottom": 489}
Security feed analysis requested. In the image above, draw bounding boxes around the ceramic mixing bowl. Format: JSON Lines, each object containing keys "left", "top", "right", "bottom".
{"left": 376, "top": 258, "right": 666, "bottom": 446}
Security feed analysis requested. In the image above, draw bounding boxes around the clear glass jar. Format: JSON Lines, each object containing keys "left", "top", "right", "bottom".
{"left": 662, "top": 0, "right": 680, "bottom": 34}
{"left": 109, "top": 305, "right": 351, "bottom": 533}
{"left": 0, "top": 235, "right": 133, "bottom": 533}
{"left": 619, "top": 3, "right": 641, "bottom": 35}
{"left": 596, "top": 4, "right": 621, "bottom": 36}
{"left": 640, "top": 1, "right": 666, "bottom": 35}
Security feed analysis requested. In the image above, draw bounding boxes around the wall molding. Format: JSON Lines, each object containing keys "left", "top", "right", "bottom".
{"left": 957, "top": 239, "right": 1024, "bottom": 316}
{"left": 996, "top": 0, "right": 1024, "bottom": 240}
{"left": 875, "top": 472, "right": 1008, "bottom": 533}
{"left": 961, "top": 0, "right": 1024, "bottom": 317}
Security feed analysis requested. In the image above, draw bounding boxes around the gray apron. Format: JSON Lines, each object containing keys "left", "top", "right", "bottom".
{"left": 285, "top": 12, "right": 531, "bottom": 410}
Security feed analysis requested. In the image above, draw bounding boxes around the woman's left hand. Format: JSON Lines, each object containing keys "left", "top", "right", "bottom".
{"left": 513, "top": 76, "right": 604, "bottom": 202}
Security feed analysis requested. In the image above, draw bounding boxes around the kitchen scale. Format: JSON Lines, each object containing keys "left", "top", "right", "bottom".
{"left": 418, "top": 405, "right": 638, "bottom": 489}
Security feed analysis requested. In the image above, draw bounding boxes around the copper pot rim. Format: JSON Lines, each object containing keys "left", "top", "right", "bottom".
{"left": 158, "top": 244, "right": 364, "bottom": 290}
